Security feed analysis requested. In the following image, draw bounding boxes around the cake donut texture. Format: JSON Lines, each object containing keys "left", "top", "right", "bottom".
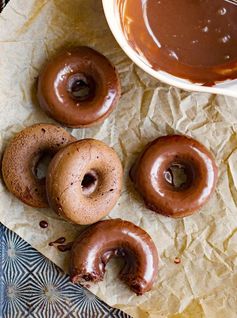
{"left": 1, "top": 124, "right": 76, "bottom": 208}
{"left": 37, "top": 47, "right": 121, "bottom": 127}
{"left": 130, "top": 135, "right": 218, "bottom": 218}
{"left": 46, "top": 139, "right": 123, "bottom": 225}
{"left": 70, "top": 219, "right": 158, "bottom": 295}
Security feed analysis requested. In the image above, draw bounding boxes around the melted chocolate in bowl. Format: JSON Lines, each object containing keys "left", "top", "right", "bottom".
{"left": 119, "top": 0, "right": 237, "bottom": 83}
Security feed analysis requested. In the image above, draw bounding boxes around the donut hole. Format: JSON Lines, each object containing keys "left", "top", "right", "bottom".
{"left": 33, "top": 152, "right": 53, "bottom": 180}
{"left": 164, "top": 162, "right": 194, "bottom": 191}
{"left": 81, "top": 170, "right": 99, "bottom": 196}
{"left": 67, "top": 73, "right": 96, "bottom": 102}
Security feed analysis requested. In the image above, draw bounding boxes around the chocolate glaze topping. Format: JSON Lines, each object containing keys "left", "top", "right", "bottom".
{"left": 70, "top": 219, "right": 158, "bottom": 295}
{"left": 49, "top": 237, "right": 66, "bottom": 246}
{"left": 119, "top": 0, "right": 237, "bottom": 83}
{"left": 130, "top": 135, "right": 218, "bottom": 218}
{"left": 38, "top": 47, "right": 121, "bottom": 127}
{"left": 57, "top": 242, "right": 73, "bottom": 252}
{"left": 39, "top": 220, "right": 48, "bottom": 228}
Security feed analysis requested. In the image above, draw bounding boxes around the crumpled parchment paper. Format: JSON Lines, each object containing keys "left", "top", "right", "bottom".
{"left": 1, "top": 1, "right": 237, "bottom": 317}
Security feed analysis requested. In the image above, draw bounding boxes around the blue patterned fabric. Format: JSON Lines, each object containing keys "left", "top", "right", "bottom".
{"left": 0, "top": 0, "right": 7, "bottom": 11}
{"left": 0, "top": 224, "right": 131, "bottom": 317}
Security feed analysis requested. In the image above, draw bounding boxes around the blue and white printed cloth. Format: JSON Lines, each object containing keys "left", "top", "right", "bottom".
{"left": 1, "top": 224, "right": 130, "bottom": 317}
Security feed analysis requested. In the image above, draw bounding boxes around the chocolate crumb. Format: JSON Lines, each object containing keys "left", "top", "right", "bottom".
{"left": 174, "top": 257, "right": 181, "bottom": 264}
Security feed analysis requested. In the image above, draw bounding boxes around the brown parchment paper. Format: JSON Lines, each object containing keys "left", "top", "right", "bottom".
{"left": 1, "top": 1, "right": 237, "bottom": 317}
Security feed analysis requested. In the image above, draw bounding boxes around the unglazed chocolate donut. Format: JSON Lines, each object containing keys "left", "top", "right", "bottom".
{"left": 1, "top": 124, "right": 76, "bottom": 208}
{"left": 37, "top": 47, "right": 121, "bottom": 128}
{"left": 130, "top": 135, "right": 218, "bottom": 218}
{"left": 46, "top": 139, "right": 123, "bottom": 225}
{"left": 70, "top": 219, "right": 158, "bottom": 295}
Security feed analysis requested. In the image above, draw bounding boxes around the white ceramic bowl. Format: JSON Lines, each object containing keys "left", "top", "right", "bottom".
{"left": 102, "top": 0, "right": 237, "bottom": 98}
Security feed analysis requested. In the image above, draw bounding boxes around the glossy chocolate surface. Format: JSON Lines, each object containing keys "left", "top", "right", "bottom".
{"left": 38, "top": 47, "right": 121, "bottom": 127}
{"left": 119, "top": 0, "right": 237, "bottom": 83}
{"left": 49, "top": 237, "right": 66, "bottom": 246}
{"left": 130, "top": 135, "right": 218, "bottom": 218}
{"left": 70, "top": 219, "right": 158, "bottom": 295}
{"left": 57, "top": 242, "right": 73, "bottom": 252}
{"left": 39, "top": 220, "right": 48, "bottom": 228}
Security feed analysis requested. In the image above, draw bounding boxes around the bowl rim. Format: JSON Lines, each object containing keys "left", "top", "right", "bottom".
{"left": 102, "top": 0, "right": 237, "bottom": 98}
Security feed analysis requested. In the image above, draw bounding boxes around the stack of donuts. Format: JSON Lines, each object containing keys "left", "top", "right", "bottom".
{"left": 1, "top": 47, "right": 218, "bottom": 295}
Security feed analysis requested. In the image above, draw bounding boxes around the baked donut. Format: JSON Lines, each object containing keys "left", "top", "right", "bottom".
{"left": 46, "top": 139, "right": 123, "bottom": 225}
{"left": 130, "top": 135, "right": 218, "bottom": 218}
{"left": 37, "top": 47, "right": 121, "bottom": 128}
{"left": 70, "top": 219, "right": 158, "bottom": 295}
{"left": 1, "top": 124, "right": 76, "bottom": 208}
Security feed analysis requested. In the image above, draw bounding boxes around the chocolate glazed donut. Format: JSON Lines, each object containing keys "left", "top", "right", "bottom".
{"left": 46, "top": 139, "right": 123, "bottom": 225}
{"left": 37, "top": 47, "right": 121, "bottom": 128}
{"left": 1, "top": 124, "right": 76, "bottom": 208}
{"left": 130, "top": 135, "right": 218, "bottom": 218}
{"left": 70, "top": 219, "right": 158, "bottom": 295}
